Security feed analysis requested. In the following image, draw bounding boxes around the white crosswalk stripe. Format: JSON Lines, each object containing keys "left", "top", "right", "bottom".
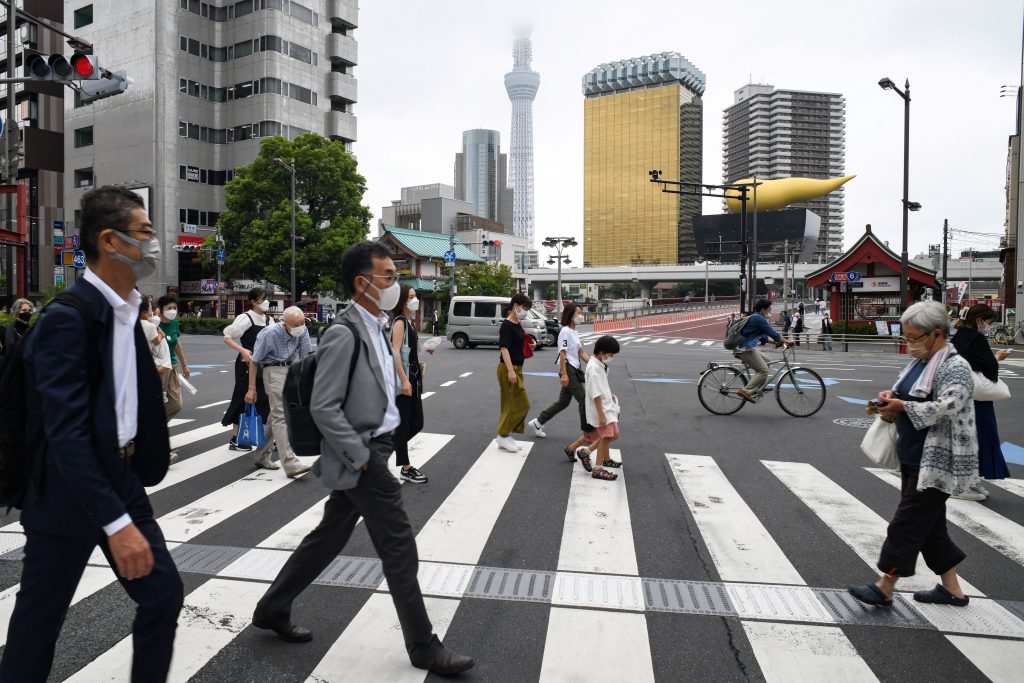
{"left": 6, "top": 421, "right": 1024, "bottom": 681}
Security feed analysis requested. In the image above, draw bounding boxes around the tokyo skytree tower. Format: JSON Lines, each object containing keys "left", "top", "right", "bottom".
{"left": 504, "top": 30, "right": 540, "bottom": 247}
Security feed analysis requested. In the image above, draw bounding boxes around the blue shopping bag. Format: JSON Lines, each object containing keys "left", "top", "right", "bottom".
{"left": 237, "top": 403, "right": 265, "bottom": 449}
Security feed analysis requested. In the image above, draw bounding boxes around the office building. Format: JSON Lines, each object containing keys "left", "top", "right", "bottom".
{"left": 582, "top": 52, "right": 704, "bottom": 266}
{"left": 63, "top": 0, "right": 358, "bottom": 300}
{"left": 723, "top": 84, "right": 846, "bottom": 262}
{"left": 504, "top": 30, "right": 539, "bottom": 247}
{"left": 453, "top": 129, "right": 512, "bottom": 226}
{"left": 381, "top": 183, "right": 502, "bottom": 236}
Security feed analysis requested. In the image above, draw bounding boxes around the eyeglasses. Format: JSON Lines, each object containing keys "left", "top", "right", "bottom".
{"left": 364, "top": 273, "right": 398, "bottom": 286}
{"left": 900, "top": 331, "right": 933, "bottom": 344}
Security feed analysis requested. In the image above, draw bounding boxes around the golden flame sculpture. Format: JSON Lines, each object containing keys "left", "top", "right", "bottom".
{"left": 724, "top": 175, "right": 856, "bottom": 213}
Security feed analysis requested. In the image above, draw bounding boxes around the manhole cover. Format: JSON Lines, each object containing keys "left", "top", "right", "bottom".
{"left": 833, "top": 417, "right": 874, "bottom": 429}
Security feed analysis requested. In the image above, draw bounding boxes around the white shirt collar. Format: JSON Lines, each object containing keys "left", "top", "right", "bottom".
{"left": 83, "top": 267, "right": 143, "bottom": 315}
{"left": 355, "top": 303, "right": 389, "bottom": 331}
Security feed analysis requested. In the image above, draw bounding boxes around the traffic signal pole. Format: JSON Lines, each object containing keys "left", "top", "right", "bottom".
{"left": 4, "top": 4, "right": 16, "bottom": 307}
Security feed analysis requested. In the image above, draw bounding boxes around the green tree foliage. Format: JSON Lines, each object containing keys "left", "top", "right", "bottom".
{"left": 215, "top": 133, "right": 371, "bottom": 299}
{"left": 456, "top": 262, "right": 517, "bottom": 297}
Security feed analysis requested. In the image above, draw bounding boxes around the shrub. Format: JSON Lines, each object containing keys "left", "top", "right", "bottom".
{"left": 830, "top": 321, "right": 879, "bottom": 336}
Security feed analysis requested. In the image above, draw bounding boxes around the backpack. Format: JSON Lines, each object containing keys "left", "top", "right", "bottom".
{"left": 0, "top": 292, "right": 94, "bottom": 509}
{"left": 723, "top": 315, "right": 752, "bottom": 350}
{"left": 284, "top": 318, "right": 360, "bottom": 457}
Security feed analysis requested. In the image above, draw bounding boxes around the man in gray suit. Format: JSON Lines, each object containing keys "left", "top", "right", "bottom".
{"left": 251, "top": 241, "right": 473, "bottom": 675}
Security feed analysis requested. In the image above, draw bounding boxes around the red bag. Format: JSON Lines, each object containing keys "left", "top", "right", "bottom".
{"left": 521, "top": 323, "right": 534, "bottom": 359}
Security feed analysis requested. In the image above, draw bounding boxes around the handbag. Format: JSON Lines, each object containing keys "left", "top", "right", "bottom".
{"left": 521, "top": 323, "right": 534, "bottom": 359}
{"left": 860, "top": 415, "right": 899, "bottom": 469}
{"left": 972, "top": 370, "right": 1011, "bottom": 402}
{"left": 237, "top": 403, "right": 265, "bottom": 449}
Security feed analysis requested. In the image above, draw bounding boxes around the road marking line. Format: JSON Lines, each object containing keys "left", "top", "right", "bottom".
{"left": 540, "top": 608, "right": 655, "bottom": 683}
{"left": 170, "top": 421, "right": 231, "bottom": 450}
{"left": 196, "top": 399, "right": 231, "bottom": 409}
{"left": 459, "top": 371, "right": 473, "bottom": 377}
{"left": 946, "top": 635, "right": 1024, "bottom": 683}
{"left": 147, "top": 444, "right": 251, "bottom": 495}
{"left": 763, "top": 461, "right": 982, "bottom": 595}
{"left": 667, "top": 339, "right": 682, "bottom": 344}
{"left": 168, "top": 418, "right": 195, "bottom": 428}
{"left": 421, "top": 391, "right": 435, "bottom": 399}
{"left": 439, "top": 380, "right": 457, "bottom": 387}
{"left": 868, "top": 468, "right": 1024, "bottom": 567}
{"left": 701, "top": 341, "right": 715, "bottom": 346}
{"left": 742, "top": 622, "right": 879, "bottom": 683}
{"left": 684, "top": 340, "right": 698, "bottom": 345}
{"left": 649, "top": 338, "right": 664, "bottom": 344}
{"left": 631, "top": 337, "right": 649, "bottom": 343}
{"left": 666, "top": 454, "right": 804, "bottom": 584}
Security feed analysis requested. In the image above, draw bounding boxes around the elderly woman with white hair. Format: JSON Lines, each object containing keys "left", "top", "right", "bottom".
{"left": 849, "top": 301, "right": 978, "bottom": 608}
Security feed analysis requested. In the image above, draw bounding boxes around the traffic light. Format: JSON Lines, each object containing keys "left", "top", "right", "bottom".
{"left": 78, "top": 70, "right": 132, "bottom": 104}
{"left": 24, "top": 51, "right": 102, "bottom": 83}
{"left": 482, "top": 238, "right": 502, "bottom": 258}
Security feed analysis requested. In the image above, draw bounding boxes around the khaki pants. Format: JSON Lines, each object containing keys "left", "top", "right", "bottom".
{"left": 496, "top": 364, "right": 530, "bottom": 436}
{"left": 734, "top": 348, "right": 770, "bottom": 393}
{"left": 163, "top": 364, "right": 182, "bottom": 420}
{"left": 262, "top": 365, "right": 303, "bottom": 472}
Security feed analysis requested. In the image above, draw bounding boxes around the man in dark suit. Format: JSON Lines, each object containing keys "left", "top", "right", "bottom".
{"left": 252, "top": 241, "right": 474, "bottom": 675}
{"left": 0, "top": 187, "right": 184, "bottom": 683}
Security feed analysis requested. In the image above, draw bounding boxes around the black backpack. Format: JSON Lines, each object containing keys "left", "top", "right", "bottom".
{"left": 0, "top": 292, "right": 94, "bottom": 509}
{"left": 723, "top": 315, "right": 752, "bottom": 350}
{"left": 284, "top": 318, "right": 360, "bottom": 457}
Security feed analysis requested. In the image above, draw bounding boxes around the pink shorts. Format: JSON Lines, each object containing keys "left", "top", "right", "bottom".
{"left": 585, "top": 422, "right": 620, "bottom": 442}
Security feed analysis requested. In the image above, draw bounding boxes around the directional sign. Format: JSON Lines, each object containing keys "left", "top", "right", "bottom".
{"left": 53, "top": 220, "right": 64, "bottom": 231}
{"left": 71, "top": 234, "right": 80, "bottom": 250}
{"left": 61, "top": 250, "right": 74, "bottom": 266}
{"left": 64, "top": 236, "right": 73, "bottom": 250}
{"left": 217, "top": 249, "right": 225, "bottom": 265}
{"left": 829, "top": 271, "right": 861, "bottom": 283}
{"left": 72, "top": 250, "right": 86, "bottom": 268}
{"left": 443, "top": 249, "right": 457, "bottom": 264}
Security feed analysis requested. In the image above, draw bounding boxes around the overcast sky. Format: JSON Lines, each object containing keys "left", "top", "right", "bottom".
{"left": 354, "top": 0, "right": 1023, "bottom": 264}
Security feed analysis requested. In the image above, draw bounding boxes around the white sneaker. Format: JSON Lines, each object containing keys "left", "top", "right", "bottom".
{"left": 496, "top": 436, "right": 519, "bottom": 452}
{"left": 528, "top": 418, "right": 547, "bottom": 438}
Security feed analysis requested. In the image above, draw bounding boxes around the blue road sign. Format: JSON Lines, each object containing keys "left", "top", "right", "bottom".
{"left": 53, "top": 220, "right": 64, "bottom": 231}
{"left": 72, "top": 250, "right": 86, "bottom": 268}
{"left": 71, "top": 234, "right": 80, "bottom": 250}
{"left": 443, "top": 249, "right": 456, "bottom": 264}
{"left": 847, "top": 271, "right": 861, "bottom": 282}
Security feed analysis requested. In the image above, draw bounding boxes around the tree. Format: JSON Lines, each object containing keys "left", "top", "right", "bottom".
{"left": 456, "top": 262, "right": 516, "bottom": 297}
{"left": 214, "top": 133, "right": 372, "bottom": 299}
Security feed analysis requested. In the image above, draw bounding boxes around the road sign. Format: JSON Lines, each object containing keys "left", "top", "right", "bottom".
{"left": 53, "top": 220, "right": 63, "bottom": 231}
{"left": 61, "top": 250, "right": 74, "bottom": 266}
{"left": 443, "top": 249, "right": 456, "bottom": 264}
{"left": 64, "top": 236, "right": 73, "bottom": 249}
{"left": 182, "top": 224, "right": 197, "bottom": 234}
{"left": 72, "top": 250, "right": 86, "bottom": 268}
{"left": 829, "top": 271, "right": 861, "bottom": 283}
{"left": 53, "top": 230, "right": 64, "bottom": 246}
{"left": 71, "top": 234, "right": 80, "bottom": 250}
{"left": 217, "top": 249, "right": 225, "bottom": 265}
{"left": 53, "top": 266, "right": 64, "bottom": 285}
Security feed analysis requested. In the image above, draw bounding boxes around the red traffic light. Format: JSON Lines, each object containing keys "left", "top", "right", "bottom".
{"left": 71, "top": 54, "right": 94, "bottom": 78}
{"left": 494, "top": 240, "right": 502, "bottom": 246}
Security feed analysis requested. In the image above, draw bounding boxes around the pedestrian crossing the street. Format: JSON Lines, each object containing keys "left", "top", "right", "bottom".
{"left": 1, "top": 418, "right": 1024, "bottom": 681}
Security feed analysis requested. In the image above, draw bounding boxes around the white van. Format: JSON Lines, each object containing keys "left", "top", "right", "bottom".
{"left": 446, "top": 295, "right": 548, "bottom": 350}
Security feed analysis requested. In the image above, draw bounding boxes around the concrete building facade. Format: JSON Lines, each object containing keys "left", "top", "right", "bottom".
{"left": 62, "top": 0, "right": 358, "bottom": 299}
{"left": 582, "top": 51, "right": 704, "bottom": 266}
{"left": 723, "top": 83, "right": 846, "bottom": 263}
{"left": 453, "top": 128, "right": 512, "bottom": 226}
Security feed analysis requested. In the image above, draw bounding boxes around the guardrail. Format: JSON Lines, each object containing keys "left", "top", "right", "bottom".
{"left": 594, "top": 302, "right": 739, "bottom": 332}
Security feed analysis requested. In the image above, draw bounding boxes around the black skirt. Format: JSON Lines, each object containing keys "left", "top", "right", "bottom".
{"left": 221, "top": 357, "right": 270, "bottom": 426}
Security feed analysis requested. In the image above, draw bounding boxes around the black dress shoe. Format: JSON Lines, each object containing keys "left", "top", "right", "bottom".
{"left": 251, "top": 610, "right": 313, "bottom": 643}
{"left": 409, "top": 635, "right": 475, "bottom": 675}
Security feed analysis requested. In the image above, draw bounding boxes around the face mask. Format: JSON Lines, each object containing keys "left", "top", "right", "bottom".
{"left": 110, "top": 231, "right": 160, "bottom": 280}
{"left": 574, "top": 314, "right": 583, "bottom": 325}
{"left": 977, "top": 320, "right": 990, "bottom": 333}
{"left": 515, "top": 307, "right": 528, "bottom": 321}
{"left": 407, "top": 298, "right": 420, "bottom": 312}
{"left": 163, "top": 309, "right": 178, "bottom": 321}
{"left": 363, "top": 277, "right": 401, "bottom": 311}
{"left": 150, "top": 316, "right": 161, "bottom": 326}
{"left": 908, "top": 333, "right": 934, "bottom": 360}
{"left": 601, "top": 355, "right": 613, "bottom": 366}
{"left": 254, "top": 300, "right": 269, "bottom": 313}
{"left": 17, "top": 311, "right": 31, "bottom": 322}
{"left": 288, "top": 323, "right": 306, "bottom": 338}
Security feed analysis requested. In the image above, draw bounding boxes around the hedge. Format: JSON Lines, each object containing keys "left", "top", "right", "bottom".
{"left": 829, "top": 321, "right": 880, "bottom": 336}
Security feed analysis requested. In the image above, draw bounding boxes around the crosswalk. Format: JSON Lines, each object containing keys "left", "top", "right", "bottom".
{"left": 0, "top": 418, "right": 1023, "bottom": 681}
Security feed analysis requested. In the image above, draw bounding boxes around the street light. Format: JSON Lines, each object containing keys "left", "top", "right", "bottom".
{"left": 272, "top": 157, "right": 297, "bottom": 307}
{"left": 878, "top": 76, "right": 919, "bottom": 307}
{"left": 542, "top": 236, "right": 577, "bottom": 316}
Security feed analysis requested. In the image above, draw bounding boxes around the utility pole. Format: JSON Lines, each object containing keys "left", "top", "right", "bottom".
{"left": 968, "top": 246, "right": 973, "bottom": 304}
{"left": 3, "top": 3, "right": 16, "bottom": 307}
{"left": 751, "top": 174, "right": 759, "bottom": 313}
{"left": 704, "top": 257, "right": 709, "bottom": 303}
{"left": 783, "top": 239, "right": 789, "bottom": 313}
{"left": 449, "top": 220, "right": 456, "bottom": 297}
{"left": 942, "top": 218, "right": 949, "bottom": 304}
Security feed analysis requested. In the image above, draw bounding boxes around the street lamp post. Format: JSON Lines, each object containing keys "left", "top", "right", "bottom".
{"left": 878, "top": 77, "right": 922, "bottom": 308}
{"left": 272, "top": 157, "right": 297, "bottom": 307}
{"left": 542, "top": 236, "right": 577, "bottom": 316}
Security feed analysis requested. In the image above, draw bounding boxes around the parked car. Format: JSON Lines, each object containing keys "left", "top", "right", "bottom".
{"left": 446, "top": 295, "right": 548, "bottom": 350}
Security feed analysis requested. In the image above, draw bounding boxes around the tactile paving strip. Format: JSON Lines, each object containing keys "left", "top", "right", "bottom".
{"left": 171, "top": 544, "right": 248, "bottom": 575}
{"left": 464, "top": 566, "right": 553, "bottom": 603}
{"left": 385, "top": 562, "right": 474, "bottom": 598}
{"left": 910, "top": 597, "right": 1024, "bottom": 639}
{"left": 725, "top": 583, "right": 834, "bottom": 624}
{"left": 314, "top": 556, "right": 384, "bottom": 590}
{"left": 644, "top": 579, "right": 736, "bottom": 616}
{"left": 552, "top": 572, "right": 645, "bottom": 611}
{"left": 999, "top": 600, "right": 1024, "bottom": 624}
{"left": 814, "top": 589, "right": 934, "bottom": 630}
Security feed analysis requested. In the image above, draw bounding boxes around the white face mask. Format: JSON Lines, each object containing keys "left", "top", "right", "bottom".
{"left": 407, "top": 297, "right": 420, "bottom": 312}
{"left": 254, "top": 300, "right": 269, "bottom": 313}
{"left": 602, "top": 355, "right": 613, "bottom": 366}
{"left": 288, "top": 323, "right": 306, "bottom": 338}
{"left": 149, "top": 315, "right": 160, "bottom": 326}
{"left": 574, "top": 314, "right": 583, "bottom": 325}
{"left": 515, "top": 307, "right": 528, "bottom": 321}
{"left": 163, "top": 309, "right": 178, "bottom": 321}
{"left": 364, "top": 277, "right": 401, "bottom": 312}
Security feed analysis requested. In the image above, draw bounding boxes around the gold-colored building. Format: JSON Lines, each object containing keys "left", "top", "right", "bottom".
{"left": 583, "top": 53, "right": 704, "bottom": 266}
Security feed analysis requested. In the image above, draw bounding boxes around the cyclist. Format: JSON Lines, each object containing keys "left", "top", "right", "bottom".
{"left": 735, "top": 298, "right": 792, "bottom": 403}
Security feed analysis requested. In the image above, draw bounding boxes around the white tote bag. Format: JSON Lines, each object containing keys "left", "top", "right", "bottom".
{"left": 860, "top": 416, "right": 899, "bottom": 469}
{"left": 972, "top": 371, "right": 1011, "bottom": 402}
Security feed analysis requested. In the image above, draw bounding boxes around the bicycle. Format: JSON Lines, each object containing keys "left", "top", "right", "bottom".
{"left": 697, "top": 345, "right": 827, "bottom": 417}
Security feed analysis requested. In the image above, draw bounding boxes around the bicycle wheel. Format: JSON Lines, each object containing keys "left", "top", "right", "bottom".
{"left": 698, "top": 367, "right": 747, "bottom": 415}
{"left": 775, "top": 367, "right": 827, "bottom": 417}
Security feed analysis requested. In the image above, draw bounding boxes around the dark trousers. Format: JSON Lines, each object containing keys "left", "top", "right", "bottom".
{"left": 538, "top": 365, "right": 590, "bottom": 432}
{"left": 394, "top": 378, "right": 424, "bottom": 468}
{"left": 877, "top": 464, "right": 966, "bottom": 578}
{"left": 0, "top": 519, "right": 184, "bottom": 683}
{"left": 256, "top": 435, "right": 433, "bottom": 649}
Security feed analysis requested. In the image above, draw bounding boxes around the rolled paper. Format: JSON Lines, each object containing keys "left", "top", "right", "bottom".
{"left": 725, "top": 175, "right": 855, "bottom": 213}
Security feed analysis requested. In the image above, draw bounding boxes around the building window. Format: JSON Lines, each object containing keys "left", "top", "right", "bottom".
{"left": 73, "top": 126, "right": 93, "bottom": 148}
{"left": 178, "top": 121, "right": 187, "bottom": 137}
{"left": 179, "top": 208, "right": 187, "bottom": 223}
{"left": 73, "top": 5, "right": 93, "bottom": 29}
{"left": 73, "top": 167, "right": 94, "bottom": 188}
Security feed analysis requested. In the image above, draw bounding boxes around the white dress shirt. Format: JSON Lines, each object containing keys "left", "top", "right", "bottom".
{"left": 83, "top": 268, "right": 141, "bottom": 536}
{"left": 355, "top": 304, "right": 401, "bottom": 437}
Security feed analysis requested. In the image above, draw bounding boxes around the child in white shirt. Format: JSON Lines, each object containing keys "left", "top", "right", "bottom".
{"left": 576, "top": 335, "right": 621, "bottom": 482}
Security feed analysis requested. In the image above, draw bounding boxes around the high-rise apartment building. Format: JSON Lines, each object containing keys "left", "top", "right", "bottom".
{"left": 723, "top": 84, "right": 846, "bottom": 262}
{"left": 63, "top": 0, "right": 358, "bottom": 300}
{"left": 504, "top": 30, "right": 538, "bottom": 247}
{"left": 453, "top": 129, "right": 512, "bottom": 226}
{"left": 582, "top": 52, "right": 704, "bottom": 266}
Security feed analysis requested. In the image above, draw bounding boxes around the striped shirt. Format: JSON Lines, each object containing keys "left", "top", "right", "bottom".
{"left": 251, "top": 321, "right": 311, "bottom": 365}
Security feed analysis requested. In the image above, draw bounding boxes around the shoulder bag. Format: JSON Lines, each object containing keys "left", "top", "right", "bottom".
{"left": 972, "top": 370, "right": 1011, "bottom": 402}
{"left": 860, "top": 415, "right": 899, "bottom": 469}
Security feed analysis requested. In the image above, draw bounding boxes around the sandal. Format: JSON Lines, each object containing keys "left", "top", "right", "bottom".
{"left": 591, "top": 468, "right": 618, "bottom": 481}
{"left": 576, "top": 447, "right": 593, "bottom": 472}
{"left": 601, "top": 459, "right": 623, "bottom": 468}
{"left": 563, "top": 446, "right": 577, "bottom": 463}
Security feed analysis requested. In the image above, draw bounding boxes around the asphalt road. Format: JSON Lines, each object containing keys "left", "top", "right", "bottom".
{"left": 1, "top": 318, "right": 1023, "bottom": 682}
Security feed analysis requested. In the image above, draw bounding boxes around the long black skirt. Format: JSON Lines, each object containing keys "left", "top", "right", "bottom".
{"left": 222, "top": 357, "right": 270, "bottom": 426}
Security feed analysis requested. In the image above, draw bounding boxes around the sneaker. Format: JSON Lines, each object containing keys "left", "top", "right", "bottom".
{"left": 496, "top": 436, "right": 520, "bottom": 452}
{"left": 400, "top": 466, "right": 428, "bottom": 484}
{"left": 254, "top": 455, "right": 281, "bottom": 470}
{"left": 229, "top": 436, "right": 252, "bottom": 452}
{"left": 285, "top": 462, "right": 312, "bottom": 478}
{"left": 575, "top": 447, "right": 593, "bottom": 472}
{"left": 952, "top": 491, "right": 987, "bottom": 502}
{"left": 169, "top": 450, "right": 180, "bottom": 465}
{"left": 528, "top": 418, "right": 547, "bottom": 438}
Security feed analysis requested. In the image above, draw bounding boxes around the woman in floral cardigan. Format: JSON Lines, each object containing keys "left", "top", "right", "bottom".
{"left": 849, "top": 301, "right": 978, "bottom": 608}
